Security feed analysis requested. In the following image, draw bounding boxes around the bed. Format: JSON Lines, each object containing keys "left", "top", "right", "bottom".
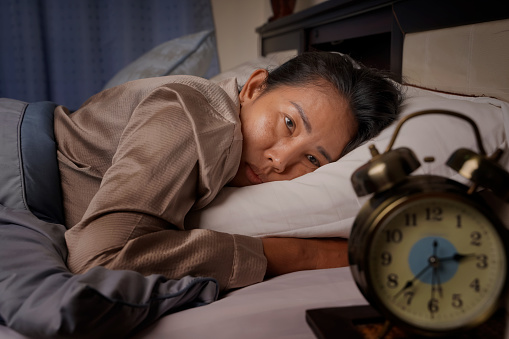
{"left": 1, "top": 1, "right": 508, "bottom": 338}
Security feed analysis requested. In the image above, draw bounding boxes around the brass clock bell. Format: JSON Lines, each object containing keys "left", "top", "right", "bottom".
{"left": 348, "top": 110, "right": 509, "bottom": 337}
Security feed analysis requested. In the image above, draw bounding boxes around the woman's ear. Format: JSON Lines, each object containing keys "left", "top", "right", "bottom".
{"left": 239, "top": 69, "right": 268, "bottom": 105}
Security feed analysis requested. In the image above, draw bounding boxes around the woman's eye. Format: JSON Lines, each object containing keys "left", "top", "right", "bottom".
{"left": 307, "top": 155, "right": 320, "bottom": 167}
{"left": 284, "top": 116, "right": 294, "bottom": 131}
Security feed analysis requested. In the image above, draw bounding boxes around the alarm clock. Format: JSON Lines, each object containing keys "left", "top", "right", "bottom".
{"left": 348, "top": 110, "right": 509, "bottom": 337}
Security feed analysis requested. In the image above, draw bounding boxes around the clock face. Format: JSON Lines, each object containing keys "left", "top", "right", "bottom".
{"left": 367, "top": 194, "right": 507, "bottom": 333}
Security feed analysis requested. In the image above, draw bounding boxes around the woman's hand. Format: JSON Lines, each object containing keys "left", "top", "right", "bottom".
{"left": 261, "top": 237, "right": 349, "bottom": 277}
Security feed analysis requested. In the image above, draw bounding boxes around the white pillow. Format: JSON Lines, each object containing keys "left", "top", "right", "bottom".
{"left": 103, "top": 30, "right": 217, "bottom": 90}
{"left": 185, "top": 86, "right": 509, "bottom": 238}
{"left": 210, "top": 50, "right": 297, "bottom": 91}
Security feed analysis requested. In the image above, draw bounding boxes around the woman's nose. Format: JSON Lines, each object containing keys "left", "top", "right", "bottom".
{"left": 269, "top": 154, "right": 284, "bottom": 173}
{"left": 266, "top": 144, "right": 295, "bottom": 173}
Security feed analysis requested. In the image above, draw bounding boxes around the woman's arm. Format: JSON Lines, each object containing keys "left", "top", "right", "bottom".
{"left": 262, "top": 237, "right": 349, "bottom": 277}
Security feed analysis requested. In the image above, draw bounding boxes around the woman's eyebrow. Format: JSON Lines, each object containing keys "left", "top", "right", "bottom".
{"left": 290, "top": 101, "right": 311, "bottom": 133}
{"left": 318, "top": 146, "right": 332, "bottom": 163}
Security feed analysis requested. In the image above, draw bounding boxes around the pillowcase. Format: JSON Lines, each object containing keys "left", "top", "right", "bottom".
{"left": 103, "top": 30, "right": 217, "bottom": 90}
{"left": 210, "top": 50, "right": 297, "bottom": 91}
{"left": 185, "top": 86, "right": 509, "bottom": 238}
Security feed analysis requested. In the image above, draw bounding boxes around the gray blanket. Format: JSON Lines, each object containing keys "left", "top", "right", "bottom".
{"left": 0, "top": 98, "right": 218, "bottom": 338}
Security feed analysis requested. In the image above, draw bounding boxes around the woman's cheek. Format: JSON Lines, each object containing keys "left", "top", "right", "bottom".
{"left": 252, "top": 117, "right": 274, "bottom": 145}
{"left": 271, "top": 163, "right": 313, "bottom": 181}
{"left": 292, "top": 164, "right": 315, "bottom": 179}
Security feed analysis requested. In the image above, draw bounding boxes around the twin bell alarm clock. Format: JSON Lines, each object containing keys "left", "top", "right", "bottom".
{"left": 348, "top": 110, "right": 509, "bottom": 337}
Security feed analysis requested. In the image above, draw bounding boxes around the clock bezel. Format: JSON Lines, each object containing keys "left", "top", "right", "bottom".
{"left": 348, "top": 174, "right": 509, "bottom": 336}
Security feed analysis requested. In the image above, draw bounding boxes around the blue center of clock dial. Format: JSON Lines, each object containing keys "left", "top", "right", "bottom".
{"left": 408, "top": 237, "right": 459, "bottom": 284}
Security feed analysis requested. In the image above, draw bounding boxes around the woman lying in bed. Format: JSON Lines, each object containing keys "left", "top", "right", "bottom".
{"left": 57, "top": 51, "right": 402, "bottom": 292}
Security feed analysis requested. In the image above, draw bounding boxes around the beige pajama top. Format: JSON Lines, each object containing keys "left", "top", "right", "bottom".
{"left": 54, "top": 75, "right": 266, "bottom": 291}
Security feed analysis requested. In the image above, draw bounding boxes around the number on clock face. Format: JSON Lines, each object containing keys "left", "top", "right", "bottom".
{"left": 368, "top": 196, "right": 507, "bottom": 332}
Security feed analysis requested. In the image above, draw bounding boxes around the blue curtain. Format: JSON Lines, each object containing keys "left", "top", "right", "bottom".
{"left": 0, "top": 0, "right": 218, "bottom": 110}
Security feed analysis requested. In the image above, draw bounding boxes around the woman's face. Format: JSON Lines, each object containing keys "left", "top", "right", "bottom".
{"left": 229, "top": 69, "right": 357, "bottom": 187}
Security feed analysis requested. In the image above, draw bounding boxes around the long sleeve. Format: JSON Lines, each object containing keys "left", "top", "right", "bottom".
{"left": 55, "top": 76, "right": 267, "bottom": 291}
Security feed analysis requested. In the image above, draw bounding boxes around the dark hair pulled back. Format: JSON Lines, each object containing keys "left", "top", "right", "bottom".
{"left": 262, "top": 51, "right": 403, "bottom": 156}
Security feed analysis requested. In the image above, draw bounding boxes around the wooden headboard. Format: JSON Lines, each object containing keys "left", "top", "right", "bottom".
{"left": 256, "top": 0, "right": 509, "bottom": 84}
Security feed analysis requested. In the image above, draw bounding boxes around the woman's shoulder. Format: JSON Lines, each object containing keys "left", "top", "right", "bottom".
{"left": 159, "top": 75, "right": 241, "bottom": 125}
{"left": 105, "top": 75, "right": 239, "bottom": 110}
{"left": 161, "top": 75, "right": 240, "bottom": 110}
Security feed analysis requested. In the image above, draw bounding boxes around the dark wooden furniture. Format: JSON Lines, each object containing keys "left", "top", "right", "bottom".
{"left": 256, "top": 0, "right": 509, "bottom": 81}
{"left": 306, "top": 305, "right": 507, "bottom": 339}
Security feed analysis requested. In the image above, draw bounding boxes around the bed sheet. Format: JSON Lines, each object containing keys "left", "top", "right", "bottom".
{"left": 0, "top": 267, "right": 365, "bottom": 339}
{"left": 2, "top": 265, "right": 509, "bottom": 339}
{"left": 133, "top": 267, "right": 367, "bottom": 339}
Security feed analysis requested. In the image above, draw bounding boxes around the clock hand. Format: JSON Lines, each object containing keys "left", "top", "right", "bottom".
{"left": 433, "top": 264, "right": 443, "bottom": 298}
{"left": 393, "top": 240, "right": 438, "bottom": 299}
{"left": 393, "top": 264, "right": 431, "bottom": 299}
{"left": 439, "top": 253, "right": 476, "bottom": 262}
{"left": 431, "top": 240, "right": 443, "bottom": 298}
{"left": 430, "top": 267, "right": 436, "bottom": 318}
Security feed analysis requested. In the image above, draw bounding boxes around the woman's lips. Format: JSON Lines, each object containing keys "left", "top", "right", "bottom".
{"left": 246, "top": 163, "right": 264, "bottom": 185}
